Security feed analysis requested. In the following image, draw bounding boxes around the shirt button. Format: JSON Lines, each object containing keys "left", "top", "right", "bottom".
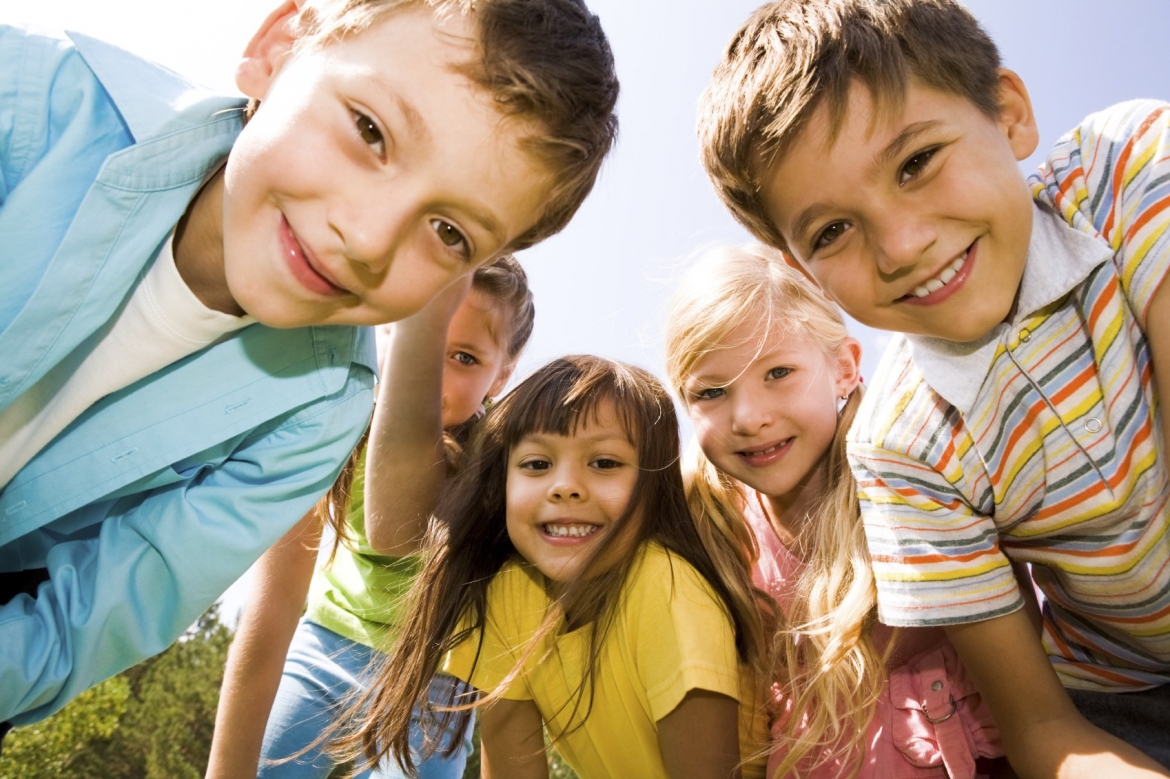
{"left": 1085, "top": 418, "right": 1103, "bottom": 433}
{"left": 1019, "top": 328, "right": 1031, "bottom": 343}
{"left": 931, "top": 680, "right": 944, "bottom": 691}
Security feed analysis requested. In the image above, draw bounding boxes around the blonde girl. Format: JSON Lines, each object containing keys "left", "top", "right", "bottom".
{"left": 665, "top": 245, "right": 1007, "bottom": 779}
{"left": 207, "top": 256, "right": 533, "bottom": 779}
{"left": 338, "top": 355, "right": 771, "bottom": 779}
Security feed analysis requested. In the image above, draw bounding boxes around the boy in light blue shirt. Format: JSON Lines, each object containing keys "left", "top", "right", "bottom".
{"left": 0, "top": 0, "right": 618, "bottom": 729}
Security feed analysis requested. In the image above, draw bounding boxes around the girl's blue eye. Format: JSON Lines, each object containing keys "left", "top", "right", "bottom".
{"left": 813, "top": 221, "right": 849, "bottom": 251}
{"left": 353, "top": 111, "right": 384, "bottom": 151}
{"left": 899, "top": 147, "right": 938, "bottom": 185}
{"left": 452, "top": 351, "right": 478, "bottom": 366}
{"left": 767, "top": 366, "right": 792, "bottom": 380}
{"left": 693, "top": 387, "right": 725, "bottom": 402}
{"left": 431, "top": 219, "right": 470, "bottom": 259}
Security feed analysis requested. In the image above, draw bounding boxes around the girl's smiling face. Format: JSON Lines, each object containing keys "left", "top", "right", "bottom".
{"left": 684, "top": 324, "right": 860, "bottom": 517}
{"left": 504, "top": 400, "right": 640, "bottom": 584}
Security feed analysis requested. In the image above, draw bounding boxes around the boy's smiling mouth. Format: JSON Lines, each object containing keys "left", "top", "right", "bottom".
{"left": 899, "top": 241, "right": 977, "bottom": 305}
{"left": 280, "top": 216, "right": 347, "bottom": 297}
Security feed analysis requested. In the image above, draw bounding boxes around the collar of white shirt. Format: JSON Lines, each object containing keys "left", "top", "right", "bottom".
{"left": 906, "top": 202, "right": 1114, "bottom": 415}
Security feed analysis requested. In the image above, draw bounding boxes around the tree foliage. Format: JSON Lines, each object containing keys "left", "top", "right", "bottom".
{"left": 0, "top": 605, "right": 232, "bottom": 779}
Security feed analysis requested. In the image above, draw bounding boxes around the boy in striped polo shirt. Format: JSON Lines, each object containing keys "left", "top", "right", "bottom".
{"left": 697, "top": 1, "right": 1170, "bottom": 776}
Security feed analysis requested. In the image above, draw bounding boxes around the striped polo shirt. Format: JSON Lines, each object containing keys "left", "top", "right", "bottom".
{"left": 850, "top": 100, "right": 1170, "bottom": 691}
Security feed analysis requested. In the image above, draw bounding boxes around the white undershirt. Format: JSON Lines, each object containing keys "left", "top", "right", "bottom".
{"left": 0, "top": 234, "right": 253, "bottom": 488}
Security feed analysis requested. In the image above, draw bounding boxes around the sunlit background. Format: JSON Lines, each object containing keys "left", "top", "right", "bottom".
{"left": 9, "top": 0, "right": 1170, "bottom": 621}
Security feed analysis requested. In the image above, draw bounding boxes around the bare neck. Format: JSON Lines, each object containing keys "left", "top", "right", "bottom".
{"left": 172, "top": 165, "right": 242, "bottom": 316}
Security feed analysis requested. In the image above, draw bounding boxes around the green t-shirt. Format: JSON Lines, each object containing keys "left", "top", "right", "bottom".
{"left": 304, "top": 449, "right": 421, "bottom": 650}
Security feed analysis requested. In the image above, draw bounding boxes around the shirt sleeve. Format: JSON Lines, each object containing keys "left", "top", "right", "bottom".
{"left": 631, "top": 551, "right": 744, "bottom": 723}
{"left": 847, "top": 368, "right": 1023, "bottom": 628}
{"left": 442, "top": 565, "right": 537, "bottom": 702}
{"left": 0, "top": 367, "right": 373, "bottom": 724}
{"left": 1029, "top": 100, "right": 1170, "bottom": 325}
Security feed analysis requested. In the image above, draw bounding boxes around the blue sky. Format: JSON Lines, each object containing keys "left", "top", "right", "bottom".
{"left": 9, "top": 0, "right": 1169, "bottom": 617}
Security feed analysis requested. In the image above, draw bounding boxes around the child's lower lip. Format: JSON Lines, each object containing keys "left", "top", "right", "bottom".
{"left": 279, "top": 217, "right": 345, "bottom": 297}
{"left": 737, "top": 439, "right": 792, "bottom": 467}
{"left": 900, "top": 242, "right": 976, "bottom": 306}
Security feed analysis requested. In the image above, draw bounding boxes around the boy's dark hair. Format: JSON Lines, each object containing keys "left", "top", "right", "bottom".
{"left": 295, "top": 0, "right": 619, "bottom": 251}
{"left": 697, "top": 0, "right": 1001, "bottom": 249}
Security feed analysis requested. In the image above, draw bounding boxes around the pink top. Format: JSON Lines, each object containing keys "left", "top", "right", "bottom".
{"left": 745, "top": 493, "right": 1003, "bottom": 779}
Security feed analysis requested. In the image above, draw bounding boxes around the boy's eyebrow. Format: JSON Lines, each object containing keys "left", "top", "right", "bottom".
{"left": 788, "top": 120, "right": 945, "bottom": 244}
{"left": 873, "top": 120, "right": 944, "bottom": 173}
{"left": 369, "top": 74, "right": 433, "bottom": 145}
{"left": 367, "top": 74, "right": 505, "bottom": 244}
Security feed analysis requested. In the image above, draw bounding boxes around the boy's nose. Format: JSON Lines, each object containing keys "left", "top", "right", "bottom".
{"left": 873, "top": 213, "right": 937, "bottom": 276}
{"left": 329, "top": 199, "right": 407, "bottom": 274}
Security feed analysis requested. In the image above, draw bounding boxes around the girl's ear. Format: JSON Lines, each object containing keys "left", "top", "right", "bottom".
{"left": 236, "top": 0, "right": 302, "bottom": 100}
{"left": 833, "top": 337, "right": 862, "bottom": 399}
{"left": 487, "top": 362, "right": 517, "bottom": 402}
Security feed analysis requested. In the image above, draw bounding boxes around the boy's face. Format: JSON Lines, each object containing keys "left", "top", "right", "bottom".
{"left": 223, "top": 2, "right": 551, "bottom": 328}
{"left": 760, "top": 73, "right": 1039, "bottom": 343}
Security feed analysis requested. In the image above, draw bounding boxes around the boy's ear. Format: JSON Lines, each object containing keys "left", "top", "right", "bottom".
{"left": 834, "top": 337, "right": 863, "bottom": 397}
{"left": 236, "top": 0, "right": 302, "bottom": 100}
{"left": 996, "top": 68, "right": 1040, "bottom": 162}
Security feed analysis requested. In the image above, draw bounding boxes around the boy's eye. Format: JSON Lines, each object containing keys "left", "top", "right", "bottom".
{"left": 353, "top": 111, "right": 384, "bottom": 151}
{"left": 767, "top": 366, "right": 792, "bottom": 380}
{"left": 812, "top": 221, "right": 849, "bottom": 251}
{"left": 692, "top": 386, "right": 725, "bottom": 402}
{"left": 519, "top": 458, "right": 551, "bottom": 472}
{"left": 452, "top": 351, "right": 478, "bottom": 367}
{"left": 899, "top": 147, "right": 938, "bottom": 185}
{"left": 431, "top": 219, "right": 471, "bottom": 259}
{"left": 591, "top": 458, "right": 623, "bottom": 470}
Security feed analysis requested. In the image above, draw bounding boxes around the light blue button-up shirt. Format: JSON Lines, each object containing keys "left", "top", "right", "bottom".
{"left": 0, "top": 25, "right": 376, "bottom": 722}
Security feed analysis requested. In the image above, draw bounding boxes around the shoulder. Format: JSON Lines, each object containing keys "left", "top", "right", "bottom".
{"left": 1031, "top": 100, "right": 1170, "bottom": 234}
{"left": 850, "top": 337, "right": 951, "bottom": 458}
{"left": 621, "top": 544, "right": 732, "bottom": 631}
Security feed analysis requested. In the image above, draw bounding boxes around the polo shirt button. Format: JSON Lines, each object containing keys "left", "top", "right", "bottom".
{"left": 931, "top": 680, "right": 944, "bottom": 691}
{"left": 1085, "top": 418, "right": 1103, "bottom": 433}
{"left": 1019, "top": 328, "right": 1031, "bottom": 343}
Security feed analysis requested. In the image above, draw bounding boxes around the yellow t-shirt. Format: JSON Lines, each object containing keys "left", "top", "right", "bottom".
{"left": 443, "top": 543, "right": 768, "bottom": 779}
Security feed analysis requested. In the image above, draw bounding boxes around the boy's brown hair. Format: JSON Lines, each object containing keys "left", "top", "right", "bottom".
{"left": 697, "top": 0, "right": 1001, "bottom": 249}
{"left": 295, "top": 0, "right": 619, "bottom": 251}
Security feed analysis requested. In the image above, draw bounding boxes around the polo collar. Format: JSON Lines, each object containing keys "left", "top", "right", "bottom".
{"left": 907, "top": 202, "right": 1114, "bottom": 415}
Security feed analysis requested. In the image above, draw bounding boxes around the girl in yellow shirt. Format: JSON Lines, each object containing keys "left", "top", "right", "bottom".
{"left": 335, "top": 355, "right": 771, "bottom": 779}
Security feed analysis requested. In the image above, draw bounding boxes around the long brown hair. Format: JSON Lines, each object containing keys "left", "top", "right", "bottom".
{"left": 333, "top": 355, "right": 762, "bottom": 774}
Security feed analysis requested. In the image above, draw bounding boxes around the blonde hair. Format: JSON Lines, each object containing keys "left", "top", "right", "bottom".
{"left": 697, "top": 0, "right": 1001, "bottom": 250}
{"left": 284, "top": 0, "right": 619, "bottom": 252}
{"left": 665, "top": 244, "right": 884, "bottom": 777}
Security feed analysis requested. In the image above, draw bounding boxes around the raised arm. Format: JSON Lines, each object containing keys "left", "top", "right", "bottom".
{"left": 364, "top": 278, "right": 470, "bottom": 555}
{"left": 945, "top": 610, "right": 1169, "bottom": 778}
{"left": 205, "top": 510, "right": 322, "bottom": 779}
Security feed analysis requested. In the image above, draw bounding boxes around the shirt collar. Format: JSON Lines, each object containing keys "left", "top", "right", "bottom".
{"left": 907, "top": 202, "right": 1114, "bottom": 414}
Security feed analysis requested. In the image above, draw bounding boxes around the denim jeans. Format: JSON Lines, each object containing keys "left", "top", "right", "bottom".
{"left": 1067, "top": 684, "right": 1170, "bottom": 768}
{"left": 258, "top": 619, "right": 473, "bottom": 779}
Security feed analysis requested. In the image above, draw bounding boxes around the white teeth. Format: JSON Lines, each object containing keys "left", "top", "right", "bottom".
{"left": 545, "top": 523, "right": 599, "bottom": 538}
{"left": 911, "top": 254, "right": 967, "bottom": 298}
